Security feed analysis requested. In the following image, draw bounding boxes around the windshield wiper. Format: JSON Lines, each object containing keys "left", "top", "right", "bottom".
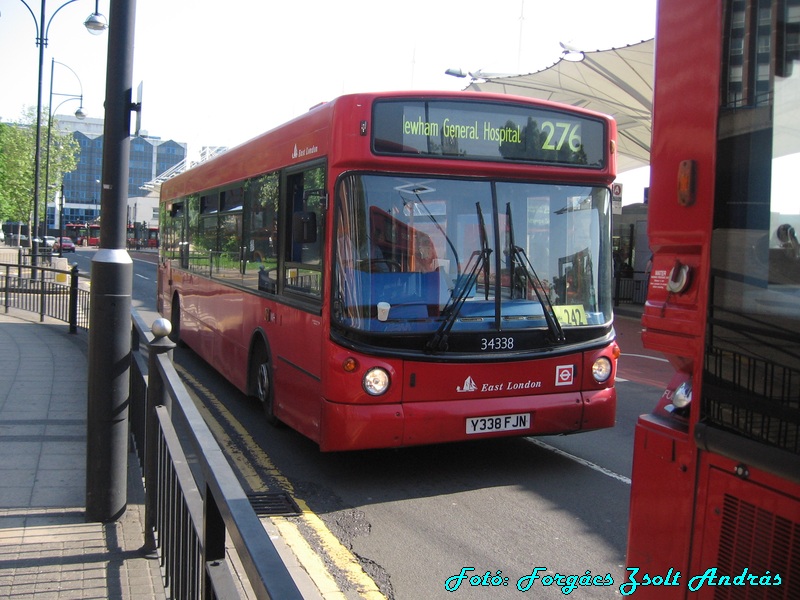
{"left": 426, "top": 203, "right": 491, "bottom": 352}
{"left": 506, "top": 203, "right": 565, "bottom": 344}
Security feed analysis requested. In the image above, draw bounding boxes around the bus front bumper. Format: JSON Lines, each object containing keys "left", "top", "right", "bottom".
{"left": 318, "top": 387, "right": 616, "bottom": 452}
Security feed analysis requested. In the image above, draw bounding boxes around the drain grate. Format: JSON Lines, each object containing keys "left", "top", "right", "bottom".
{"left": 248, "top": 492, "right": 301, "bottom": 517}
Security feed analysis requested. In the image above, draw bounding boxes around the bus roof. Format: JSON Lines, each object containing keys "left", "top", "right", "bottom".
{"left": 161, "top": 90, "right": 617, "bottom": 201}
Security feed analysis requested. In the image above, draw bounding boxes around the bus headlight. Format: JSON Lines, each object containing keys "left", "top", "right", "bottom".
{"left": 673, "top": 380, "right": 692, "bottom": 408}
{"left": 592, "top": 357, "right": 613, "bottom": 383}
{"left": 363, "top": 367, "right": 390, "bottom": 396}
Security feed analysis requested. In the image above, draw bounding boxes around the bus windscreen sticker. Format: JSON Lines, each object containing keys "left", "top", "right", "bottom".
{"left": 372, "top": 99, "right": 606, "bottom": 168}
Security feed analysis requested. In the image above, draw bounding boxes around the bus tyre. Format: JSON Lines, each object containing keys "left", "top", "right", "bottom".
{"left": 253, "top": 347, "right": 279, "bottom": 426}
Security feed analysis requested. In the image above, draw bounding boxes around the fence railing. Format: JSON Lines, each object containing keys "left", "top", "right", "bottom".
{"left": 613, "top": 271, "right": 648, "bottom": 306}
{"left": 1, "top": 251, "right": 307, "bottom": 598}
{"left": 130, "top": 311, "right": 304, "bottom": 600}
{"left": 1, "top": 262, "right": 89, "bottom": 331}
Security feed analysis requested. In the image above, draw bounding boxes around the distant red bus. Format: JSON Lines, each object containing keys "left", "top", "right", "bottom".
{"left": 64, "top": 223, "right": 87, "bottom": 245}
{"left": 626, "top": 0, "right": 800, "bottom": 595}
{"left": 158, "top": 91, "right": 620, "bottom": 451}
{"left": 87, "top": 223, "right": 100, "bottom": 246}
{"left": 127, "top": 225, "right": 159, "bottom": 249}
{"left": 146, "top": 227, "right": 159, "bottom": 248}
{"left": 64, "top": 222, "right": 100, "bottom": 246}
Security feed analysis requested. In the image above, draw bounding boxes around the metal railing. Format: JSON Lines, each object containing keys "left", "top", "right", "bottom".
{"left": 2, "top": 252, "right": 305, "bottom": 597}
{"left": 613, "top": 271, "right": 648, "bottom": 306}
{"left": 1, "top": 262, "right": 89, "bottom": 331}
{"left": 130, "top": 311, "right": 304, "bottom": 600}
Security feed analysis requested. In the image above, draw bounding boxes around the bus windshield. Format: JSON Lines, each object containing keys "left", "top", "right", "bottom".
{"left": 333, "top": 174, "right": 612, "bottom": 351}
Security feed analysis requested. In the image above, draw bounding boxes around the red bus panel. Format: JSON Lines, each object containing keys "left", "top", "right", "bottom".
{"left": 627, "top": 1, "right": 800, "bottom": 596}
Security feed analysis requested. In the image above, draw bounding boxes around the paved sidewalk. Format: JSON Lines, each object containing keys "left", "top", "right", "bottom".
{"left": 0, "top": 309, "right": 165, "bottom": 599}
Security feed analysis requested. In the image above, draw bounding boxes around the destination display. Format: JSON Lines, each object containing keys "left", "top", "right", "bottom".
{"left": 372, "top": 99, "right": 606, "bottom": 167}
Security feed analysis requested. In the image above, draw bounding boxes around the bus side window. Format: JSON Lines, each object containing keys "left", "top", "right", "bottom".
{"left": 245, "top": 173, "right": 280, "bottom": 292}
{"left": 284, "top": 166, "right": 325, "bottom": 297}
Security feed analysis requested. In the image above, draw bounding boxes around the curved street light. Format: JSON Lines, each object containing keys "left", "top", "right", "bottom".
{"left": 17, "top": 0, "right": 107, "bottom": 272}
{"left": 45, "top": 58, "right": 86, "bottom": 249}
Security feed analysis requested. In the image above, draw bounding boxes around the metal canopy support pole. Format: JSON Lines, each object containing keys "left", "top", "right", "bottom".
{"left": 85, "top": 0, "right": 136, "bottom": 523}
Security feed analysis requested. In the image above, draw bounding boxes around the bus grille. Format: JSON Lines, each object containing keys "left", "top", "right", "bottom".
{"left": 715, "top": 494, "right": 800, "bottom": 599}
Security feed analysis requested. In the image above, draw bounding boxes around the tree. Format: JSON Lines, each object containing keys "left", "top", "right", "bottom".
{"left": 0, "top": 106, "right": 80, "bottom": 232}
{"left": 0, "top": 117, "right": 33, "bottom": 226}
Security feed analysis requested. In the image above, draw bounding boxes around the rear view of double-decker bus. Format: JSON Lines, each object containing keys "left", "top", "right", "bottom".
{"left": 158, "top": 91, "right": 619, "bottom": 451}
{"left": 627, "top": 0, "right": 800, "bottom": 596}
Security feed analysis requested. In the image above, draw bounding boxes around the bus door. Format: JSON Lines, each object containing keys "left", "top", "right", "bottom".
{"left": 268, "top": 164, "right": 326, "bottom": 438}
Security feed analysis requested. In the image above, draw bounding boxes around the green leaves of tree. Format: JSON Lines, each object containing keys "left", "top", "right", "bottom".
{"left": 0, "top": 106, "right": 80, "bottom": 225}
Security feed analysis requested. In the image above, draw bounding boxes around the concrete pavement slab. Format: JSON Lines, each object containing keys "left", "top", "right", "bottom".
{"left": 0, "top": 309, "right": 165, "bottom": 599}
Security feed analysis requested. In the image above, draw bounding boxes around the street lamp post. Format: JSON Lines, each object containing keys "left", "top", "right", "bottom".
{"left": 45, "top": 58, "right": 86, "bottom": 235}
{"left": 59, "top": 184, "right": 65, "bottom": 257}
{"left": 86, "top": 0, "right": 138, "bottom": 523}
{"left": 17, "top": 0, "right": 107, "bottom": 274}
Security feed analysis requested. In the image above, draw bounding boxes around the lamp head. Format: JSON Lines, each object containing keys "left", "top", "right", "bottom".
{"left": 84, "top": 12, "right": 108, "bottom": 34}
{"left": 444, "top": 68, "right": 467, "bottom": 78}
{"left": 559, "top": 42, "right": 585, "bottom": 62}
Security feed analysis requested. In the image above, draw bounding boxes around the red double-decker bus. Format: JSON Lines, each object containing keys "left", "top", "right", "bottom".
{"left": 627, "top": 0, "right": 800, "bottom": 595}
{"left": 157, "top": 91, "right": 620, "bottom": 451}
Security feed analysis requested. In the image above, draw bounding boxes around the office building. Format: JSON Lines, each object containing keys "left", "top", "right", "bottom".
{"left": 47, "top": 114, "right": 187, "bottom": 231}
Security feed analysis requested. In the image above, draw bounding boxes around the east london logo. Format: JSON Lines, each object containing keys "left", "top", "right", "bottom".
{"left": 456, "top": 376, "right": 543, "bottom": 393}
{"left": 292, "top": 143, "right": 319, "bottom": 159}
{"left": 456, "top": 365, "right": 575, "bottom": 393}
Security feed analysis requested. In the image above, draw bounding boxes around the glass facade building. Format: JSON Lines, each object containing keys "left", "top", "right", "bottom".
{"left": 46, "top": 115, "right": 187, "bottom": 230}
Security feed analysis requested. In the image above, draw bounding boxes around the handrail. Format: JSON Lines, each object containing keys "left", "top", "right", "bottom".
{"left": 0, "top": 261, "right": 88, "bottom": 331}
{"left": 2, "top": 258, "right": 306, "bottom": 597}
{"left": 130, "top": 311, "right": 304, "bottom": 599}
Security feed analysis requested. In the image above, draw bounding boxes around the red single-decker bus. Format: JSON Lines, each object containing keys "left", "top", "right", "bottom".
{"left": 158, "top": 91, "right": 621, "bottom": 451}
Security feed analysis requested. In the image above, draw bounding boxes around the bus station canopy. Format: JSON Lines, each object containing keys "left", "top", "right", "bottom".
{"left": 464, "top": 39, "right": 654, "bottom": 172}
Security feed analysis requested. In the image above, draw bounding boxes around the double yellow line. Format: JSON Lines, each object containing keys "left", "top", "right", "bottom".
{"left": 179, "top": 366, "right": 386, "bottom": 599}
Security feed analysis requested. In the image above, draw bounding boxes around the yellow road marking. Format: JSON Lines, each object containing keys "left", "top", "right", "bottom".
{"left": 272, "top": 518, "right": 347, "bottom": 600}
{"left": 178, "top": 367, "right": 387, "bottom": 600}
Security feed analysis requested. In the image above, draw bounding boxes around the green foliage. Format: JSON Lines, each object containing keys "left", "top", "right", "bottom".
{"left": 0, "top": 106, "right": 80, "bottom": 224}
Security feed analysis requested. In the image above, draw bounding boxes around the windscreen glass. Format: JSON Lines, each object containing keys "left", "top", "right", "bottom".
{"left": 333, "top": 174, "right": 612, "bottom": 347}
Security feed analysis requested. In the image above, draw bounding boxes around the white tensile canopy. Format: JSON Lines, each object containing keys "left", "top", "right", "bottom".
{"left": 465, "top": 39, "right": 654, "bottom": 173}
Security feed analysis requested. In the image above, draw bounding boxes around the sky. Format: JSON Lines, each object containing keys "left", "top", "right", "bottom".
{"left": 0, "top": 0, "right": 656, "bottom": 204}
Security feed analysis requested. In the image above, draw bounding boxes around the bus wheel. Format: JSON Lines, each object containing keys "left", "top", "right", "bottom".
{"left": 169, "top": 295, "right": 182, "bottom": 345}
{"left": 253, "top": 345, "right": 278, "bottom": 425}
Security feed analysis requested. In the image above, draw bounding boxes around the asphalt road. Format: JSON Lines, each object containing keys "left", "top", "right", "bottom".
{"left": 75, "top": 248, "right": 672, "bottom": 599}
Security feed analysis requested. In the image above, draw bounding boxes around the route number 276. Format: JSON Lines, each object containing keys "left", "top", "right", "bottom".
{"left": 541, "top": 121, "right": 582, "bottom": 152}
